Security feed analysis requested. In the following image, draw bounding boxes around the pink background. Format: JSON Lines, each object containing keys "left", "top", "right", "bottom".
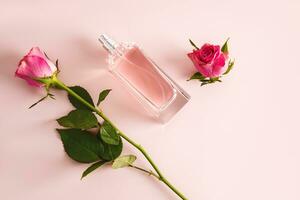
{"left": 1, "top": 0, "right": 300, "bottom": 199}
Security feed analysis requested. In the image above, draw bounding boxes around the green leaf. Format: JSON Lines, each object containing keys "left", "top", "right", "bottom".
{"left": 112, "top": 155, "right": 137, "bottom": 169}
{"left": 189, "top": 39, "right": 199, "bottom": 50}
{"left": 223, "top": 59, "right": 235, "bottom": 75}
{"left": 68, "top": 86, "right": 94, "bottom": 111}
{"left": 101, "top": 136, "right": 123, "bottom": 161}
{"left": 97, "top": 89, "right": 112, "bottom": 106}
{"left": 81, "top": 160, "right": 107, "bottom": 179}
{"left": 99, "top": 121, "right": 120, "bottom": 145}
{"left": 58, "top": 129, "right": 104, "bottom": 163}
{"left": 221, "top": 38, "right": 230, "bottom": 54}
{"left": 187, "top": 72, "right": 206, "bottom": 81}
{"left": 57, "top": 110, "right": 98, "bottom": 129}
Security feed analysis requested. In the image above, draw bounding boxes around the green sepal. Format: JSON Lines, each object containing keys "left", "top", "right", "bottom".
{"left": 223, "top": 59, "right": 235, "bottom": 75}
{"left": 28, "top": 93, "right": 54, "bottom": 109}
{"left": 187, "top": 72, "right": 206, "bottom": 81}
{"left": 189, "top": 39, "right": 199, "bottom": 50}
{"left": 221, "top": 38, "right": 230, "bottom": 54}
{"left": 199, "top": 77, "right": 222, "bottom": 86}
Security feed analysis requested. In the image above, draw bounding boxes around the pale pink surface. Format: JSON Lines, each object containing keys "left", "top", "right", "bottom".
{"left": 116, "top": 46, "right": 174, "bottom": 108}
{"left": 1, "top": 0, "right": 300, "bottom": 200}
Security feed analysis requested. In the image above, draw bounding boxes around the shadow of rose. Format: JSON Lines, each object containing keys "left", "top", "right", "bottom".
{"left": 164, "top": 48, "right": 196, "bottom": 79}
{"left": 0, "top": 50, "right": 41, "bottom": 96}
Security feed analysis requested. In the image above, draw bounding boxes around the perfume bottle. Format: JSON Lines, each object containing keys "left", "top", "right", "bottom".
{"left": 98, "top": 34, "right": 190, "bottom": 122}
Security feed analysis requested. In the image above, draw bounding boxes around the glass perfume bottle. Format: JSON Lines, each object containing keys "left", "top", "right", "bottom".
{"left": 98, "top": 34, "right": 190, "bottom": 122}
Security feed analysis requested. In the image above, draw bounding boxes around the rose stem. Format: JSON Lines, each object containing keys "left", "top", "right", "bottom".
{"left": 53, "top": 77, "right": 188, "bottom": 200}
{"left": 129, "top": 164, "right": 160, "bottom": 179}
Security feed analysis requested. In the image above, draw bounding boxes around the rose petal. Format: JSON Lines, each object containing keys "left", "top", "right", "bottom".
{"left": 188, "top": 44, "right": 228, "bottom": 78}
{"left": 23, "top": 56, "right": 54, "bottom": 77}
{"left": 187, "top": 52, "right": 198, "bottom": 64}
{"left": 28, "top": 47, "right": 46, "bottom": 58}
{"left": 199, "top": 64, "right": 214, "bottom": 77}
{"left": 15, "top": 56, "right": 54, "bottom": 87}
{"left": 188, "top": 51, "right": 212, "bottom": 77}
{"left": 28, "top": 47, "right": 57, "bottom": 72}
{"left": 211, "top": 53, "right": 226, "bottom": 77}
{"left": 15, "top": 60, "right": 43, "bottom": 87}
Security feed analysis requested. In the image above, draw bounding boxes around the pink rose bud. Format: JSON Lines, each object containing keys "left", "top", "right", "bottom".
{"left": 187, "top": 44, "right": 227, "bottom": 78}
{"left": 15, "top": 47, "right": 57, "bottom": 87}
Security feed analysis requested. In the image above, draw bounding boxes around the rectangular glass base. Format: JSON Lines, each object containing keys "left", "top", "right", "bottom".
{"left": 156, "top": 83, "right": 190, "bottom": 123}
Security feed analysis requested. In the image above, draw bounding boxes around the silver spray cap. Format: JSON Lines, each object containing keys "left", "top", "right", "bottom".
{"left": 98, "top": 34, "right": 118, "bottom": 53}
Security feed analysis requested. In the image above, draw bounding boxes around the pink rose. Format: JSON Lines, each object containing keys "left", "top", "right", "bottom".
{"left": 15, "top": 47, "right": 57, "bottom": 87}
{"left": 188, "top": 44, "right": 227, "bottom": 78}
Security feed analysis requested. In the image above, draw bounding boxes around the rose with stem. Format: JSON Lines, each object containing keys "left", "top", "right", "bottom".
{"left": 15, "top": 47, "right": 188, "bottom": 200}
{"left": 53, "top": 77, "right": 187, "bottom": 199}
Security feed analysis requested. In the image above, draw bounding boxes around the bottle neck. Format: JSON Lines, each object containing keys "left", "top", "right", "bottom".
{"left": 98, "top": 34, "right": 119, "bottom": 54}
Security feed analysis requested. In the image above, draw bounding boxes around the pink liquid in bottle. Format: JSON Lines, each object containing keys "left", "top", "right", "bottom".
{"left": 99, "top": 34, "right": 190, "bottom": 122}
{"left": 114, "top": 46, "right": 175, "bottom": 109}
